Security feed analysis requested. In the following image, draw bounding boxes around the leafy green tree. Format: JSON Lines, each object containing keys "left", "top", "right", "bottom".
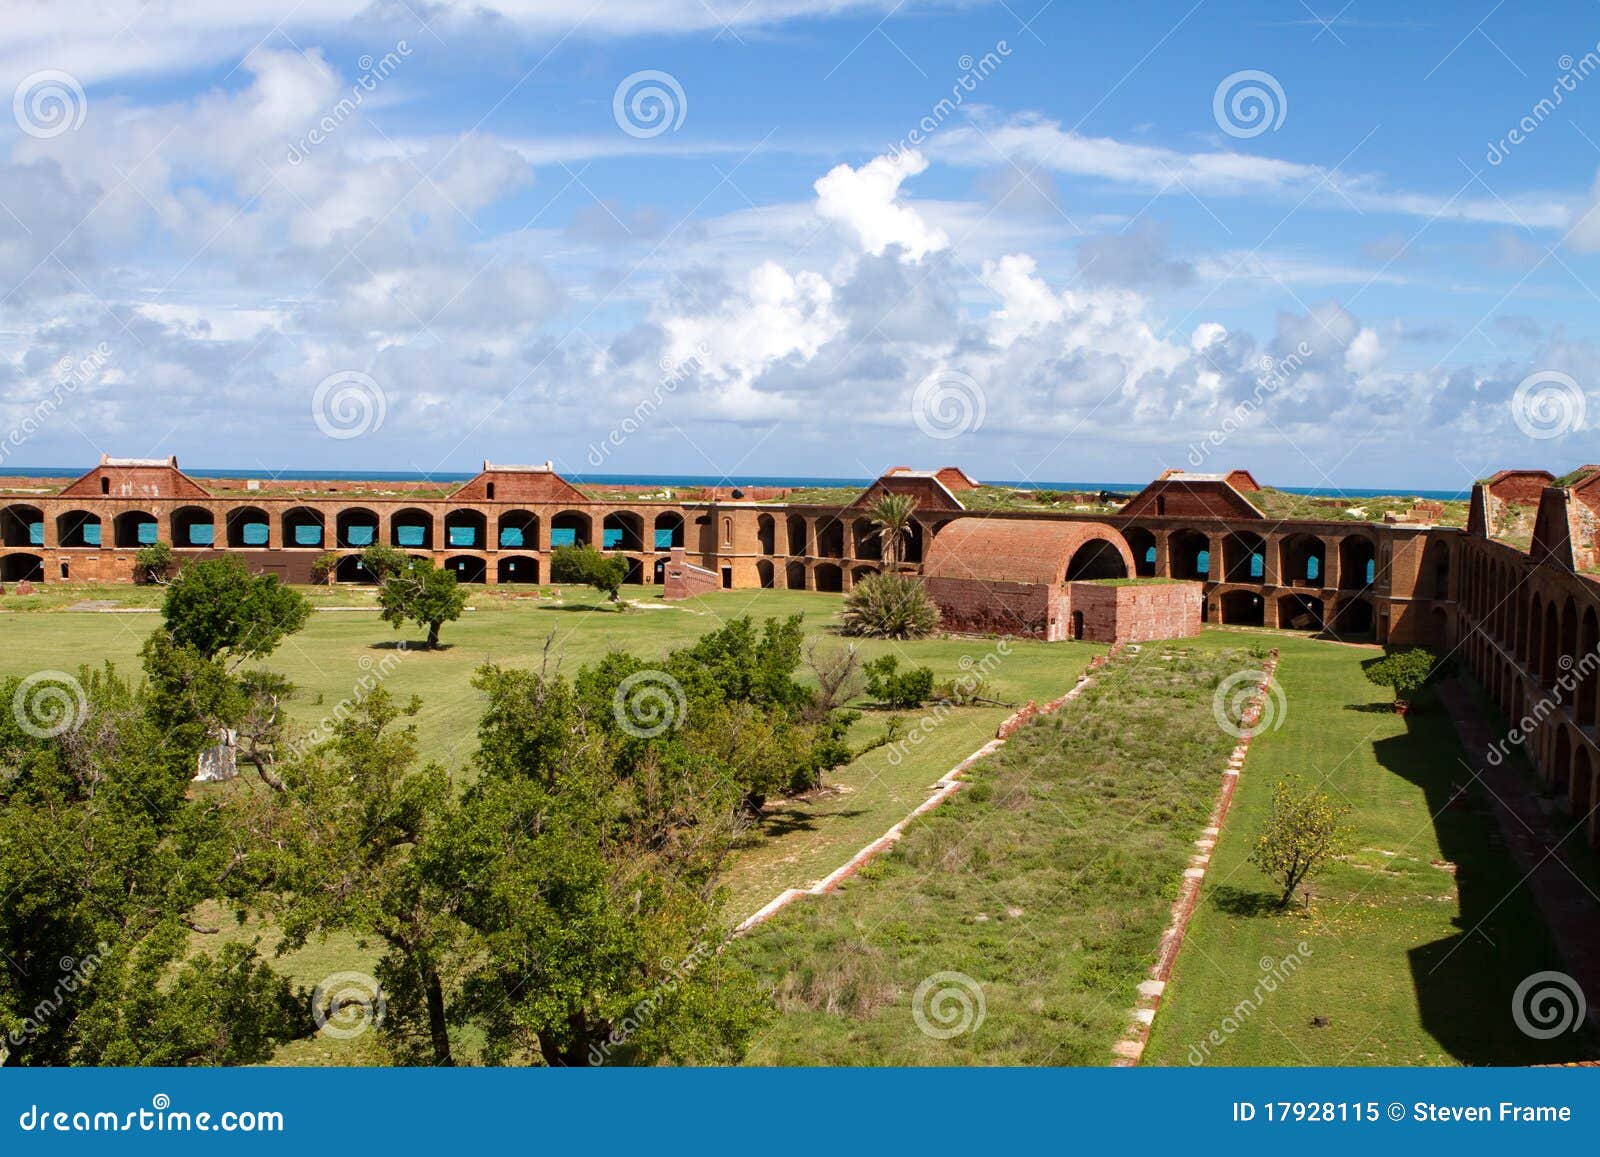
{"left": 867, "top": 492, "right": 918, "bottom": 567}
{"left": 1249, "top": 777, "right": 1354, "bottom": 908}
{"left": 133, "top": 541, "right": 173, "bottom": 584}
{"left": 378, "top": 557, "right": 467, "bottom": 648}
{"left": 863, "top": 655, "right": 935, "bottom": 709}
{"left": 842, "top": 572, "right": 940, "bottom": 639}
{"left": 311, "top": 550, "right": 340, "bottom": 585}
{"left": 551, "top": 544, "right": 629, "bottom": 605}
{"left": 159, "top": 556, "right": 311, "bottom": 664}
{"left": 358, "top": 543, "right": 408, "bottom": 583}
{"left": 1362, "top": 648, "right": 1441, "bottom": 705}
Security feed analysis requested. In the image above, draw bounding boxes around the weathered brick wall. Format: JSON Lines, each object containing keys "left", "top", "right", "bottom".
{"left": 662, "top": 547, "right": 720, "bottom": 600}
{"left": 924, "top": 576, "right": 1059, "bottom": 639}
{"left": 1066, "top": 581, "right": 1203, "bottom": 643}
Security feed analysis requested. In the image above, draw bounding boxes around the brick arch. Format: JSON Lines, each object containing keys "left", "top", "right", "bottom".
{"left": 922, "top": 519, "right": 1135, "bottom": 586}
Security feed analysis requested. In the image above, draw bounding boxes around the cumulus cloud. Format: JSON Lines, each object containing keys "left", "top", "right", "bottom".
{"left": 813, "top": 151, "right": 949, "bottom": 262}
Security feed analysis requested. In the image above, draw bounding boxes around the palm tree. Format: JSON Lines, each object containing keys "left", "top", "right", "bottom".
{"left": 868, "top": 492, "right": 918, "bottom": 569}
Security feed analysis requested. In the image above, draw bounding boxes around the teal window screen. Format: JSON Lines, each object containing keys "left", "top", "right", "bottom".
{"left": 1196, "top": 550, "right": 1209, "bottom": 575}
{"left": 448, "top": 526, "right": 476, "bottom": 547}
{"left": 137, "top": 522, "right": 158, "bottom": 545}
{"left": 500, "top": 527, "right": 524, "bottom": 548}
{"left": 396, "top": 525, "right": 426, "bottom": 547}
{"left": 654, "top": 529, "right": 675, "bottom": 549}
{"left": 242, "top": 522, "right": 269, "bottom": 546}
{"left": 28, "top": 522, "right": 42, "bottom": 546}
{"left": 345, "top": 526, "right": 374, "bottom": 546}
{"left": 551, "top": 527, "right": 576, "bottom": 547}
{"left": 83, "top": 524, "right": 101, "bottom": 546}
{"left": 602, "top": 528, "right": 623, "bottom": 549}
{"left": 293, "top": 524, "right": 322, "bottom": 546}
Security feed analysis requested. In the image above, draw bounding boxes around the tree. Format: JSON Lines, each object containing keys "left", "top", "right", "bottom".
{"left": 805, "top": 640, "right": 864, "bottom": 717}
{"left": 358, "top": 543, "right": 408, "bottom": 583}
{"left": 159, "top": 556, "right": 311, "bottom": 664}
{"left": 378, "top": 557, "right": 467, "bottom": 648}
{"left": 311, "top": 551, "right": 340, "bottom": 586}
{"left": 1248, "top": 777, "right": 1353, "bottom": 908}
{"left": 867, "top": 492, "right": 918, "bottom": 567}
{"left": 842, "top": 572, "right": 940, "bottom": 639}
{"left": 550, "top": 544, "right": 628, "bottom": 606}
{"left": 1362, "top": 648, "right": 1440, "bottom": 707}
{"left": 863, "top": 654, "right": 934, "bottom": 709}
{"left": 133, "top": 541, "right": 172, "bottom": 584}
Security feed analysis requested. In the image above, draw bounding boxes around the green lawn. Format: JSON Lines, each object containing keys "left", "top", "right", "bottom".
{"left": 1143, "top": 633, "right": 1596, "bottom": 1067}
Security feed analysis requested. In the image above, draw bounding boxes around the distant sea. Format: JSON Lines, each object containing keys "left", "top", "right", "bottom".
{"left": 0, "top": 466, "right": 1469, "bottom": 502}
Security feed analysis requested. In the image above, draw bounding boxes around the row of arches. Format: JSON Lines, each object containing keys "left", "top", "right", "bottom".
{"left": 1120, "top": 526, "right": 1379, "bottom": 589}
{"left": 754, "top": 513, "right": 931, "bottom": 562}
{"left": 1211, "top": 589, "right": 1376, "bottom": 634}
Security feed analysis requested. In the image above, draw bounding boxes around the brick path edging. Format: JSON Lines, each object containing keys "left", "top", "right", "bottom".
{"left": 733, "top": 646, "right": 1123, "bottom": 937}
{"left": 1111, "top": 650, "right": 1281, "bottom": 1066}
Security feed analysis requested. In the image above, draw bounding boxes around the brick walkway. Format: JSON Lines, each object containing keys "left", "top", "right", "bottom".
{"left": 1437, "top": 678, "right": 1600, "bottom": 1026}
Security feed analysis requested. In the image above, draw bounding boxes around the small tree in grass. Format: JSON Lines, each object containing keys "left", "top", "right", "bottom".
{"left": 863, "top": 654, "right": 934, "bottom": 709}
{"left": 311, "top": 550, "right": 340, "bottom": 586}
{"left": 1362, "top": 647, "right": 1439, "bottom": 711}
{"left": 379, "top": 557, "right": 467, "bottom": 648}
{"left": 134, "top": 541, "right": 173, "bottom": 584}
{"left": 551, "top": 544, "right": 629, "bottom": 606}
{"left": 359, "top": 542, "right": 409, "bottom": 583}
{"left": 1249, "top": 777, "right": 1353, "bottom": 909}
{"left": 842, "top": 572, "right": 939, "bottom": 639}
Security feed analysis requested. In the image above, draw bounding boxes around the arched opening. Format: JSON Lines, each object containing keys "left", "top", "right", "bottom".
{"left": 852, "top": 517, "right": 882, "bottom": 561}
{"left": 901, "top": 522, "right": 925, "bottom": 564}
{"left": 1070, "top": 610, "right": 1085, "bottom": 639}
{"left": 1430, "top": 606, "right": 1450, "bottom": 649}
{"left": 816, "top": 519, "right": 844, "bottom": 559}
{"left": 1332, "top": 596, "right": 1375, "bottom": 639}
{"left": 445, "top": 509, "right": 486, "bottom": 551}
{"left": 1543, "top": 602, "right": 1561, "bottom": 687}
{"left": 282, "top": 506, "right": 325, "bottom": 548}
{"left": 1123, "top": 527, "right": 1157, "bottom": 577}
{"left": 497, "top": 555, "right": 539, "bottom": 584}
{"left": 1561, "top": 597, "right": 1579, "bottom": 685}
{"left": 757, "top": 559, "right": 775, "bottom": 588}
{"left": 1277, "top": 593, "right": 1325, "bottom": 632}
{"left": 1279, "top": 534, "right": 1325, "bottom": 587}
{"left": 228, "top": 506, "right": 272, "bottom": 548}
{"left": 551, "top": 510, "right": 591, "bottom": 549}
{"left": 445, "top": 555, "right": 486, "bottom": 583}
{"left": 785, "top": 561, "right": 807, "bottom": 590}
{"left": 391, "top": 508, "right": 433, "bottom": 549}
{"left": 1, "top": 553, "right": 44, "bottom": 582}
{"left": 757, "top": 514, "right": 776, "bottom": 556}
{"left": 1220, "top": 589, "right": 1265, "bottom": 627}
{"left": 813, "top": 563, "right": 843, "bottom": 592}
{"left": 653, "top": 512, "right": 684, "bottom": 552}
{"left": 602, "top": 511, "right": 644, "bottom": 552}
{"left": 110, "top": 510, "right": 155, "bottom": 548}
{"left": 55, "top": 510, "right": 101, "bottom": 548}
{"left": 335, "top": 507, "right": 379, "bottom": 549}
{"left": 171, "top": 505, "right": 216, "bottom": 548}
{"left": 497, "top": 510, "right": 539, "bottom": 550}
{"left": 1553, "top": 726, "right": 1573, "bottom": 792}
{"left": 1168, "top": 529, "right": 1210, "bottom": 581}
{"left": 653, "top": 557, "right": 667, "bottom": 584}
{"left": 0, "top": 505, "right": 43, "bottom": 548}
{"left": 1221, "top": 531, "right": 1266, "bottom": 583}
{"left": 334, "top": 554, "right": 373, "bottom": 584}
{"left": 621, "top": 556, "right": 644, "bottom": 585}
{"left": 786, "top": 515, "right": 808, "bottom": 556}
{"left": 1425, "top": 540, "right": 1450, "bottom": 601}
{"left": 1339, "top": 536, "right": 1376, "bottom": 590}
{"left": 1065, "top": 538, "right": 1128, "bottom": 581}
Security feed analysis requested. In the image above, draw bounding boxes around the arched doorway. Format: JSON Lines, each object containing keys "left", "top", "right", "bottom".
{"left": 497, "top": 556, "right": 539, "bottom": 584}
{"left": 1065, "top": 538, "right": 1129, "bottom": 581}
{"left": 1220, "top": 589, "right": 1265, "bottom": 626}
{"left": 1123, "top": 527, "right": 1157, "bottom": 577}
{"left": 228, "top": 506, "right": 272, "bottom": 548}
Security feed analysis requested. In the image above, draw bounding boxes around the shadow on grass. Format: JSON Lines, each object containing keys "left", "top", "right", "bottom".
{"left": 366, "top": 639, "right": 451, "bottom": 651}
{"left": 758, "top": 807, "right": 869, "bottom": 839}
{"left": 1206, "top": 885, "right": 1288, "bottom": 918}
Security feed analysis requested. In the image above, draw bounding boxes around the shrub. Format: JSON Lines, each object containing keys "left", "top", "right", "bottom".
{"left": 134, "top": 541, "right": 173, "bottom": 584}
{"left": 551, "top": 544, "right": 629, "bottom": 605}
{"left": 1362, "top": 647, "right": 1441, "bottom": 703}
{"left": 1249, "top": 776, "right": 1353, "bottom": 908}
{"left": 863, "top": 655, "right": 934, "bottom": 709}
{"left": 841, "top": 572, "right": 939, "bottom": 639}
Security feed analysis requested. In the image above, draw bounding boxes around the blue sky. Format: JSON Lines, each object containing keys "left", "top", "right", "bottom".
{"left": 4, "top": 0, "right": 1600, "bottom": 489}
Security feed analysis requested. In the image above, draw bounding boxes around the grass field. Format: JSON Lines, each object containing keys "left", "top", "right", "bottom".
{"left": 1142, "top": 633, "right": 1596, "bottom": 1067}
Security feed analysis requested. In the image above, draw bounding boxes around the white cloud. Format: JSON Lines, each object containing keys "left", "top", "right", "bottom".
{"left": 813, "top": 150, "right": 948, "bottom": 261}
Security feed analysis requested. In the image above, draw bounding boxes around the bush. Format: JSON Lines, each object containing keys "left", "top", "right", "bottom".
{"left": 551, "top": 544, "right": 629, "bottom": 605}
{"left": 1362, "top": 647, "right": 1442, "bottom": 703}
{"left": 1249, "top": 776, "right": 1353, "bottom": 908}
{"left": 134, "top": 541, "right": 173, "bottom": 584}
{"left": 863, "top": 655, "right": 934, "bottom": 709}
{"left": 841, "top": 572, "right": 939, "bottom": 639}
